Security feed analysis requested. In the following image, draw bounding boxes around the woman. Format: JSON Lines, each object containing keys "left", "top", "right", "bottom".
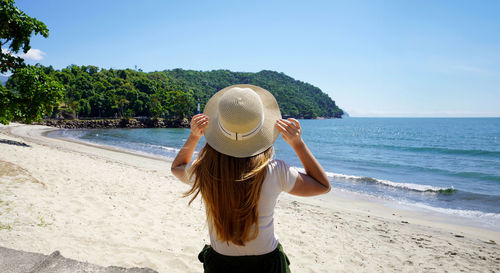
{"left": 171, "top": 84, "right": 330, "bottom": 273}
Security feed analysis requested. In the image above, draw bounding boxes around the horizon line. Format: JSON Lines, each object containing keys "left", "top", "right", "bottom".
{"left": 347, "top": 116, "right": 500, "bottom": 118}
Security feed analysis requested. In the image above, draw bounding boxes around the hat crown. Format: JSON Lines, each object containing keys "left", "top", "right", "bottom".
{"left": 203, "top": 84, "right": 281, "bottom": 157}
{"left": 218, "top": 87, "right": 264, "bottom": 133}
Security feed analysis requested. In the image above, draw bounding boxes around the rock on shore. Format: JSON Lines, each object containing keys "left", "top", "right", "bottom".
{"left": 35, "top": 118, "right": 190, "bottom": 129}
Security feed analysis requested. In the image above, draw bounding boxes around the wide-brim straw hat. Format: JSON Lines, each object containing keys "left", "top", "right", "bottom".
{"left": 203, "top": 84, "right": 281, "bottom": 158}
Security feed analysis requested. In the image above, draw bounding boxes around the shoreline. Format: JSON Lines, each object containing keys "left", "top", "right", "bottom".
{"left": 34, "top": 115, "right": 342, "bottom": 130}
{"left": 35, "top": 118, "right": 190, "bottom": 129}
{"left": 43, "top": 129, "right": 174, "bottom": 164}
{"left": 1, "top": 124, "right": 499, "bottom": 272}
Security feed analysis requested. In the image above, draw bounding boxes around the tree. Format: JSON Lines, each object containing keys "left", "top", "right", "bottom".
{"left": 0, "top": 83, "right": 13, "bottom": 123}
{"left": 78, "top": 98, "right": 91, "bottom": 116}
{"left": 113, "top": 95, "right": 129, "bottom": 118}
{"left": 166, "top": 89, "right": 195, "bottom": 120}
{"left": 149, "top": 92, "right": 166, "bottom": 118}
{"left": 1, "top": 65, "right": 64, "bottom": 124}
{"left": 0, "top": 0, "right": 49, "bottom": 73}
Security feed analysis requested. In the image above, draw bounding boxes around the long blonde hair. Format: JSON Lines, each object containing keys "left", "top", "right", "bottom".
{"left": 185, "top": 144, "right": 273, "bottom": 246}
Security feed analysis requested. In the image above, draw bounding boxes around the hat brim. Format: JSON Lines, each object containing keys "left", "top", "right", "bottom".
{"left": 203, "top": 84, "right": 282, "bottom": 158}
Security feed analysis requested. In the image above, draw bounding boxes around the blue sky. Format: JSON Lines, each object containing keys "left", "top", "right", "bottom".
{"left": 11, "top": 0, "right": 500, "bottom": 117}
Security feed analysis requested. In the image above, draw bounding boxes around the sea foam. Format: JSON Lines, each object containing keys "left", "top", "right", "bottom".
{"left": 296, "top": 167, "right": 455, "bottom": 194}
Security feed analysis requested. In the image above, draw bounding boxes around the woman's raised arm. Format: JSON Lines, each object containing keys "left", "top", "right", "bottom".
{"left": 275, "top": 118, "right": 331, "bottom": 196}
{"left": 170, "top": 114, "right": 208, "bottom": 183}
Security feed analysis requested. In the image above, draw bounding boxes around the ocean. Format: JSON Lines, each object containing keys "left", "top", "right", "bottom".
{"left": 48, "top": 118, "right": 500, "bottom": 229}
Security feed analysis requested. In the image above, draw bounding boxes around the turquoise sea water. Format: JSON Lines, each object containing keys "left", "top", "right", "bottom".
{"left": 48, "top": 118, "right": 500, "bottom": 228}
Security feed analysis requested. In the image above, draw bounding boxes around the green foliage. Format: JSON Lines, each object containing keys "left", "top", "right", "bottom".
{"left": 4, "top": 65, "right": 343, "bottom": 123}
{"left": 0, "top": 0, "right": 49, "bottom": 73}
{"left": 1, "top": 65, "right": 64, "bottom": 124}
{"left": 166, "top": 89, "right": 195, "bottom": 119}
{"left": 0, "top": 83, "right": 13, "bottom": 124}
{"left": 161, "top": 69, "right": 344, "bottom": 118}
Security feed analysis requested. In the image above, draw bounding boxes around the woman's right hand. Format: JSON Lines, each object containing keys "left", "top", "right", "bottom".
{"left": 190, "top": 114, "right": 209, "bottom": 138}
{"left": 275, "top": 118, "right": 303, "bottom": 148}
{"left": 171, "top": 114, "right": 208, "bottom": 183}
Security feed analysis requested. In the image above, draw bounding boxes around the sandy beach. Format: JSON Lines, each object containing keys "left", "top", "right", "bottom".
{"left": 0, "top": 124, "right": 499, "bottom": 273}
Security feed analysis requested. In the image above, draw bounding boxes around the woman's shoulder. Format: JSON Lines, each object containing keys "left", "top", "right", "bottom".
{"left": 267, "top": 159, "right": 293, "bottom": 168}
{"left": 266, "top": 159, "right": 299, "bottom": 192}
{"left": 267, "top": 159, "right": 288, "bottom": 170}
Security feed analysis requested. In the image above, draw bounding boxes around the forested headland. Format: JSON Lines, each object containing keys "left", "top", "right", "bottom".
{"left": 2, "top": 65, "right": 343, "bottom": 127}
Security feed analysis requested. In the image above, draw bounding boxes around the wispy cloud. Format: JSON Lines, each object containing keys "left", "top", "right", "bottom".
{"left": 18, "top": 48, "right": 46, "bottom": 61}
{"left": 1, "top": 48, "right": 46, "bottom": 61}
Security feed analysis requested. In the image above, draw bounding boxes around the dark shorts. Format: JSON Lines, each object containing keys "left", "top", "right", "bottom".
{"left": 198, "top": 243, "right": 291, "bottom": 273}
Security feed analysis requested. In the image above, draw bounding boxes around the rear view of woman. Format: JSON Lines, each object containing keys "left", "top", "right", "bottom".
{"left": 171, "top": 84, "right": 330, "bottom": 272}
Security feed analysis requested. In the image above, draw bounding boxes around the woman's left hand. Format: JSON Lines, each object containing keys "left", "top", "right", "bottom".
{"left": 190, "top": 114, "right": 209, "bottom": 138}
{"left": 276, "top": 118, "right": 303, "bottom": 148}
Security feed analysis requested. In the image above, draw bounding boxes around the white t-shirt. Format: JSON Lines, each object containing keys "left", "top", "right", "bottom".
{"left": 188, "top": 159, "right": 299, "bottom": 256}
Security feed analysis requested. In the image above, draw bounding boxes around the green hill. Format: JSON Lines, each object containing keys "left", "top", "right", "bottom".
{"left": 6, "top": 65, "right": 343, "bottom": 119}
{"left": 163, "top": 69, "right": 343, "bottom": 118}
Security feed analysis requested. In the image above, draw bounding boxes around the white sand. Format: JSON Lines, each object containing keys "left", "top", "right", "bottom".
{"left": 0, "top": 124, "right": 499, "bottom": 272}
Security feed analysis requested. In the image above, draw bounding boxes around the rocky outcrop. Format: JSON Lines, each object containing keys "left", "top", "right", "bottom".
{"left": 36, "top": 118, "right": 190, "bottom": 129}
